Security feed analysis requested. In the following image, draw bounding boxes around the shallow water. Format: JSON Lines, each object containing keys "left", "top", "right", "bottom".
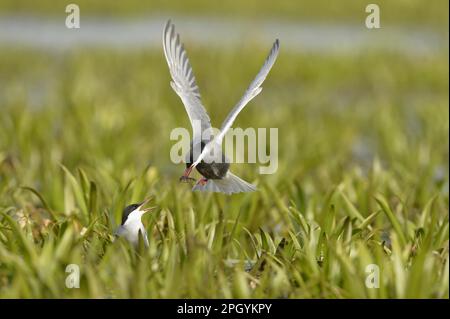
{"left": 0, "top": 14, "right": 447, "bottom": 56}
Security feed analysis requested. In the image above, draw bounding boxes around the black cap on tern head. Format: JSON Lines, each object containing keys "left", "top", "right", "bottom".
{"left": 121, "top": 203, "right": 140, "bottom": 225}
{"left": 121, "top": 198, "right": 152, "bottom": 225}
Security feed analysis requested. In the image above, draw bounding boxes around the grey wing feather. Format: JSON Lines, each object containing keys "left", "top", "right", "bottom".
{"left": 114, "top": 226, "right": 126, "bottom": 237}
{"left": 192, "top": 171, "right": 256, "bottom": 194}
{"left": 214, "top": 39, "right": 280, "bottom": 145}
{"left": 163, "top": 20, "right": 211, "bottom": 143}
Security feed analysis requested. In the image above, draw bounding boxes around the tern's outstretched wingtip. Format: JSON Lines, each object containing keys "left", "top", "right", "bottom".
{"left": 164, "top": 19, "right": 172, "bottom": 33}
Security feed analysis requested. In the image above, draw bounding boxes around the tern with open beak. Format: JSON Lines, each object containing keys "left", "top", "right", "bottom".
{"left": 114, "top": 198, "right": 153, "bottom": 247}
{"left": 163, "top": 20, "right": 280, "bottom": 195}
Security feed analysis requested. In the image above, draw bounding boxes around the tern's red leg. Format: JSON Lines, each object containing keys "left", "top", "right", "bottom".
{"left": 183, "top": 165, "right": 194, "bottom": 177}
{"left": 197, "top": 178, "right": 208, "bottom": 186}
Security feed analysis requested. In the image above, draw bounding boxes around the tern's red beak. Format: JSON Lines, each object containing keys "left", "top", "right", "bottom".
{"left": 138, "top": 197, "right": 154, "bottom": 213}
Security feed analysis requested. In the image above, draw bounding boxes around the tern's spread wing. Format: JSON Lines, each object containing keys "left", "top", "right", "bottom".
{"left": 214, "top": 39, "right": 280, "bottom": 146}
{"left": 163, "top": 20, "right": 211, "bottom": 143}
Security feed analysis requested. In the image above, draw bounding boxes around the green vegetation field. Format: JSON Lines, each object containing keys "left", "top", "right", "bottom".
{"left": 0, "top": 1, "right": 448, "bottom": 298}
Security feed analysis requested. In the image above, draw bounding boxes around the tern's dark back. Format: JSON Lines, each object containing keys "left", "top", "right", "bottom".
{"left": 186, "top": 141, "right": 229, "bottom": 179}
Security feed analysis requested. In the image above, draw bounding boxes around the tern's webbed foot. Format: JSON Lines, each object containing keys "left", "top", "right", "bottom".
{"left": 179, "top": 176, "right": 196, "bottom": 183}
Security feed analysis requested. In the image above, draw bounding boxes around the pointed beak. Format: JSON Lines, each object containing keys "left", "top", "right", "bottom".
{"left": 138, "top": 197, "right": 153, "bottom": 213}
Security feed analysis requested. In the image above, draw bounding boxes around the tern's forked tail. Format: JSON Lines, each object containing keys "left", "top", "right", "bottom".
{"left": 192, "top": 172, "right": 256, "bottom": 195}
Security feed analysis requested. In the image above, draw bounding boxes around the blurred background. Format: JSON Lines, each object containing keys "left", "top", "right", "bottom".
{"left": 0, "top": 1, "right": 448, "bottom": 298}
{"left": 0, "top": 0, "right": 448, "bottom": 185}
